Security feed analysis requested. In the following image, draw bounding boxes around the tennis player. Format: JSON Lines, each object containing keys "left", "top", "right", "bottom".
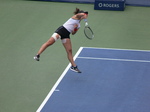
{"left": 34, "top": 8, "right": 88, "bottom": 73}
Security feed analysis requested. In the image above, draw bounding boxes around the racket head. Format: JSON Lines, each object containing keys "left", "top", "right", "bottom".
{"left": 84, "top": 26, "right": 94, "bottom": 40}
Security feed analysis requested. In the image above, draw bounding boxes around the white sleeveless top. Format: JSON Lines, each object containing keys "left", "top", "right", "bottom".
{"left": 63, "top": 18, "right": 80, "bottom": 33}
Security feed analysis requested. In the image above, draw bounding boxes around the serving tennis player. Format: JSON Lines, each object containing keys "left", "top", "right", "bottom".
{"left": 34, "top": 8, "right": 88, "bottom": 73}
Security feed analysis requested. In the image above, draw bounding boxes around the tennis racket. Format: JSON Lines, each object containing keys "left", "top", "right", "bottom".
{"left": 84, "top": 22, "right": 94, "bottom": 40}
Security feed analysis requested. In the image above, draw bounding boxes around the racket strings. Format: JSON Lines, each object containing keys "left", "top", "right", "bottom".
{"left": 84, "top": 27, "right": 94, "bottom": 39}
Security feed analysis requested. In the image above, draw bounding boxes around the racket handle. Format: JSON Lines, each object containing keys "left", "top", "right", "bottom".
{"left": 85, "top": 22, "right": 88, "bottom": 26}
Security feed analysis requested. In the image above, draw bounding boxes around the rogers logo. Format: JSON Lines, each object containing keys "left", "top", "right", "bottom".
{"left": 98, "top": 3, "right": 120, "bottom": 8}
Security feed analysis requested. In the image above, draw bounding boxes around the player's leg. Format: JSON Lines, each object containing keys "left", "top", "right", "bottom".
{"left": 62, "top": 38, "right": 81, "bottom": 73}
{"left": 34, "top": 33, "right": 60, "bottom": 61}
{"left": 62, "top": 38, "right": 76, "bottom": 66}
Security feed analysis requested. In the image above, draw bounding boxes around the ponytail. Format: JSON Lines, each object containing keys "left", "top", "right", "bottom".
{"left": 73, "top": 8, "right": 88, "bottom": 15}
{"left": 73, "top": 8, "right": 81, "bottom": 15}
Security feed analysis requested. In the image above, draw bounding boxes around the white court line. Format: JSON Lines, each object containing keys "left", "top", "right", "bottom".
{"left": 36, "top": 47, "right": 150, "bottom": 112}
{"left": 78, "top": 47, "right": 150, "bottom": 63}
{"left": 36, "top": 47, "right": 83, "bottom": 112}
{"left": 83, "top": 47, "right": 150, "bottom": 52}
{"left": 78, "top": 57, "right": 150, "bottom": 63}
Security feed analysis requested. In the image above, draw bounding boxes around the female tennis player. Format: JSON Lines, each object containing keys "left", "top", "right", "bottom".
{"left": 34, "top": 8, "right": 88, "bottom": 73}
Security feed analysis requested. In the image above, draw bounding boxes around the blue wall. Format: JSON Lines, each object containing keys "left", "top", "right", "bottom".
{"left": 126, "top": 0, "right": 150, "bottom": 7}
{"left": 41, "top": 0, "right": 150, "bottom": 7}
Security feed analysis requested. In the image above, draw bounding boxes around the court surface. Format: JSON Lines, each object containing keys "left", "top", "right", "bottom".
{"left": 37, "top": 47, "right": 150, "bottom": 112}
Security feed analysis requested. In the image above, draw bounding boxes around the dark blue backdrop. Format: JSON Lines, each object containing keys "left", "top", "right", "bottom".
{"left": 40, "top": 0, "right": 150, "bottom": 7}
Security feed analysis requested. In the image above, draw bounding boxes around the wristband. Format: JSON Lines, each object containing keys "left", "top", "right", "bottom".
{"left": 74, "top": 28, "right": 78, "bottom": 31}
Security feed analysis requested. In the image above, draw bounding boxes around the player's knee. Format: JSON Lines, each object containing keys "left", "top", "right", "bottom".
{"left": 67, "top": 49, "right": 72, "bottom": 54}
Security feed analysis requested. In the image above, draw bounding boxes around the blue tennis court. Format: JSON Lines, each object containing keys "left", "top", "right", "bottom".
{"left": 37, "top": 47, "right": 150, "bottom": 112}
